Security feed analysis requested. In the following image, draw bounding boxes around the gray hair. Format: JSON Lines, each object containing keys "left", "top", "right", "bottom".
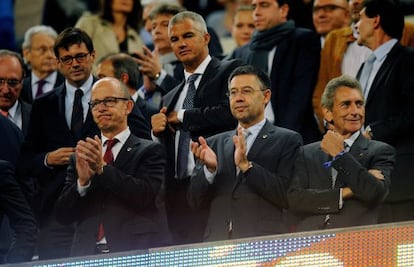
{"left": 0, "top": 49, "right": 26, "bottom": 78}
{"left": 22, "top": 25, "right": 58, "bottom": 50}
{"left": 321, "top": 75, "right": 363, "bottom": 111}
{"left": 168, "top": 11, "right": 208, "bottom": 35}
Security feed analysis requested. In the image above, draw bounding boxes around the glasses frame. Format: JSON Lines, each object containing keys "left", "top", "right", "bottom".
{"left": 0, "top": 78, "right": 23, "bottom": 89}
{"left": 59, "top": 53, "right": 90, "bottom": 65}
{"left": 227, "top": 88, "right": 266, "bottom": 98}
{"left": 89, "top": 97, "right": 130, "bottom": 110}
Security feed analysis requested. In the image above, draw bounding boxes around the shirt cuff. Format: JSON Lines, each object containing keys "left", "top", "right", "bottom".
{"left": 154, "top": 69, "right": 167, "bottom": 86}
{"left": 339, "top": 188, "right": 344, "bottom": 209}
{"left": 203, "top": 165, "right": 217, "bottom": 184}
{"left": 177, "top": 109, "right": 185, "bottom": 122}
{"left": 77, "top": 179, "right": 91, "bottom": 197}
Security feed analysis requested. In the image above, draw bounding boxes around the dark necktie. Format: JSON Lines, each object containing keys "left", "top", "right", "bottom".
{"left": 176, "top": 74, "right": 200, "bottom": 179}
{"left": 35, "top": 79, "right": 46, "bottom": 98}
{"left": 71, "top": 89, "right": 84, "bottom": 139}
{"left": 96, "top": 138, "right": 119, "bottom": 249}
{"left": 103, "top": 139, "right": 119, "bottom": 165}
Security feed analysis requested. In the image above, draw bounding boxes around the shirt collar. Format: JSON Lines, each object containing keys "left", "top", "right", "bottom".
{"left": 65, "top": 74, "right": 94, "bottom": 95}
{"left": 344, "top": 130, "right": 360, "bottom": 148}
{"left": 239, "top": 118, "right": 267, "bottom": 138}
{"left": 31, "top": 71, "right": 58, "bottom": 85}
{"left": 5, "top": 100, "right": 19, "bottom": 118}
{"left": 373, "top": 39, "right": 398, "bottom": 62}
{"left": 184, "top": 55, "right": 212, "bottom": 81}
{"left": 101, "top": 127, "right": 131, "bottom": 148}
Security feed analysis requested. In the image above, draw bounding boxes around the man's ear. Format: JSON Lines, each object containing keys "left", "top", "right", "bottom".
{"left": 120, "top": 73, "right": 129, "bottom": 84}
{"left": 323, "top": 107, "right": 333, "bottom": 123}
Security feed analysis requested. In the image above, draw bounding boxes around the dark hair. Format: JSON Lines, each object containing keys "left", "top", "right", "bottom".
{"left": 54, "top": 27, "right": 94, "bottom": 58}
{"left": 148, "top": 4, "right": 186, "bottom": 21}
{"left": 107, "top": 54, "right": 142, "bottom": 89}
{"left": 0, "top": 49, "right": 26, "bottom": 79}
{"left": 228, "top": 65, "right": 271, "bottom": 90}
{"left": 276, "top": 0, "right": 290, "bottom": 6}
{"left": 363, "top": 0, "right": 404, "bottom": 40}
{"left": 101, "top": 0, "right": 142, "bottom": 30}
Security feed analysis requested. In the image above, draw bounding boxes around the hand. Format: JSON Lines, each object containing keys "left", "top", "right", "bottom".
{"left": 46, "top": 147, "right": 76, "bottom": 166}
{"left": 191, "top": 136, "right": 217, "bottom": 173}
{"left": 167, "top": 111, "right": 180, "bottom": 125}
{"left": 151, "top": 107, "right": 168, "bottom": 136}
{"left": 362, "top": 130, "right": 372, "bottom": 140}
{"left": 368, "top": 169, "right": 385, "bottom": 180}
{"left": 233, "top": 127, "right": 250, "bottom": 172}
{"left": 76, "top": 136, "right": 104, "bottom": 174}
{"left": 342, "top": 187, "right": 354, "bottom": 200}
{"left": 135, "top": 47, "right": 162, "bottom": 80}
{"left": 320, "top": 130, "right": 345, "bottom": 157}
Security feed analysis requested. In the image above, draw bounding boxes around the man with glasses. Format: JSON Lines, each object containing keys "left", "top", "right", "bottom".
{"left": 312, "top": 0, "right": 350, "bottom": 47}
{"left": 188, "top": 65, "right": 302, "bottom": 241}
{"left": 20, "top": 25, "right": 65, "bottom": 103}
{"left": 19, "top": 27, "right": 150, "bottom": 260}
{"left": 0, "top": 50, "right": 32, "bottom": 136}
{"left": 55, "top": 77, "right": 170, "bottom": 256}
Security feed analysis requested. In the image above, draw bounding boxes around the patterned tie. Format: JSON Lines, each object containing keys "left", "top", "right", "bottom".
{"left": 71, "top": 89, "right": 84, "bottom": 139}
{"left": 176, "top": 74, "right": 200, "bottom": 179}
{"left": 0, "top": 110, "right": 8, "bottom": 117}
{"left": 359, "top": 53, "right": 376, "bottom": 99}
{"left": 103, "top": 139, "right": 119, "bottom": 165}
{"left": 35, "top": 79, "right": 46, "bottom": 98}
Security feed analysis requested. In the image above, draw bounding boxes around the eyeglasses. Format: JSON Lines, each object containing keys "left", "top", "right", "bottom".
{"left": 0, "top": 78, "right": 22, "bottom": 89}
{"left": 59, "top": 53, "right": 90, "bottom": 65}
{"left": 313, "top": 4, "right": 347, "bottom": 13}
{"left": 227, "top": 87, "right": 265, "bottom": 98}
{"left": 89, "top": 97, "right": 130, "bottom": 110}
{"left": 31, "top": 46, "right": 54, "bottom": 55}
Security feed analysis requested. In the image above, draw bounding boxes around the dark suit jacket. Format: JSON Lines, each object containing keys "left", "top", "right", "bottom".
{"left": 159, "top": 57, "right": 244, "bottom": 183}
{"left": 19, "top": 100, "right": 32, "bottom": 137}
{"left": 55, "top": 134, "right": 171, "bottom": 256}
{"left": 287, "top": 134, "right": 395, "bottom": 231}
{"left": 0, "top": 160, "right": 37, "bottom": 263}
{"left": 19, "top": 80, "right": 151, "bottom": 219}
{"left": 231, "top": 28, "right": 321, "bottom": 144}
{"left": 0, "top": 115, "right": 23, "bottom": 166}
{"left": 188, "top": 121, "right": 302, "bottom": 241}
{"left": 357, "top": 43, "right": 414, "bottom": 201}
{"left": 20, "top": 71, "right": 65, "bottom": 104}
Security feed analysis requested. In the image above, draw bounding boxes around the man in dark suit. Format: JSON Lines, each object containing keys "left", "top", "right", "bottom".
{"left": 151, "top": 11, "right": 243, "bottom": 245}
{"left": 355, "top": 0, "right": 414, "bottom": 223}
{"left": 0, "top": 161, "right": 37, "bottom": 264}
{"left": 229, "top": 0, "right": 321, "bottom": 144}
{"left": 20, "top": 25, "right": 65, "bottom": 104}
{"left": 55, "top": 77, "right": 170, "bottom": 256}
{"left": 189, "top": 65, "right": 302, "bottom": 241}
{"left": 19, "top": 27, "right": 150, "bottom": 260}
{"left": 0, "top": 50, "right": 32, "bottom": 136}
{"left": 96, "top": 53, "right": 158, "bottom": 124}
{"left": 287, "top": 75, "right": 395, "bottom": 231}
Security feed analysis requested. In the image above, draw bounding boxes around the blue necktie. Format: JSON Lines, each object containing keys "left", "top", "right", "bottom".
{"left": 176, "top": 74, "right": 200, "bottom": 179}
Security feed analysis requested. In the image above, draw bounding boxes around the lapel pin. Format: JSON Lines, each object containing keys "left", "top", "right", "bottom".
{"left": 262, "top": 134, "right": 268, "bottom": 139}
{"left": 127, "top": 147, "right": 132, "bottom": 152}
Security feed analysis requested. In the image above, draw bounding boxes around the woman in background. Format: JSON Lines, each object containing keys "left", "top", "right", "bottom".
{"left": 75, "top": 0, "right": 144, "bottom": 65}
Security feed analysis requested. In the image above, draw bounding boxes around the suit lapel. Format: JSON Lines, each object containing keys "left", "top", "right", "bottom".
{"left": 247, "top": 121, "right": 273, "bottom": 160}
{"left": 165, "top": 80, "right": 185, "bottom": 113}
{"left": 366, "top": 43, "right": 401, "bottom": 104}
{"left": 113, "top": 135, "right": 139, "bottom": 168}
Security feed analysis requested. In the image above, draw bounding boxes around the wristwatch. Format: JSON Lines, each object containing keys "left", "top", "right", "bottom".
{"left": 153, "top": 72, "right": 161, "bottom": 81}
